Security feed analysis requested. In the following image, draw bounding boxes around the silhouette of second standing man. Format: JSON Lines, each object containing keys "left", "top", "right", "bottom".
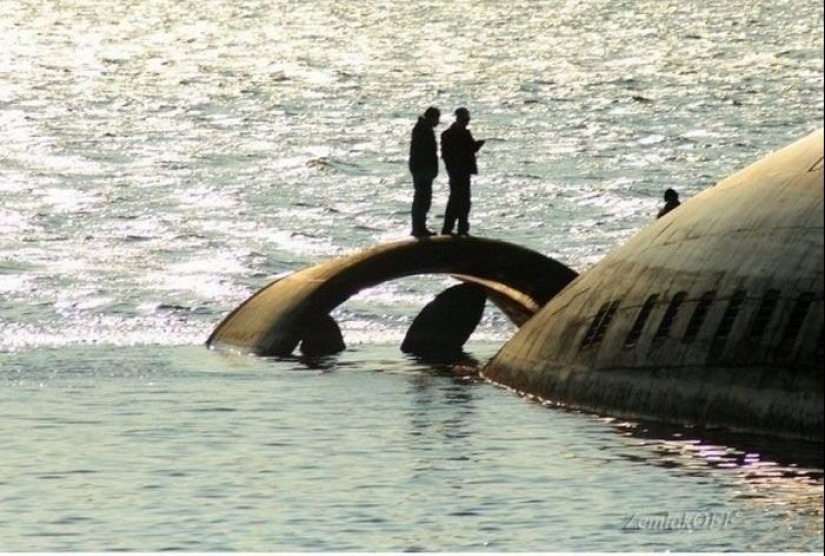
{"left": 441, "top": 108, "right": 485, "bottom": 236}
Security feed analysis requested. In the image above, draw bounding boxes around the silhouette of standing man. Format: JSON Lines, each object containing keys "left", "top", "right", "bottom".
{"left": 408, "top": 106, "right": 441, "bottom": 238}
{"left": 441, "top": 107, "right": 484, "bottom": 236}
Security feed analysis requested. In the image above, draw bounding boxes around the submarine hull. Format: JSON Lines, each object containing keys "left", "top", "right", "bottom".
{"left": 484, "top": 129, "right": 824, "bottom": 442}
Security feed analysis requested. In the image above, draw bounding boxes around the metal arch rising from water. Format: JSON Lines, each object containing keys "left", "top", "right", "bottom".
{"left": 207, "top": 236, "right": 578, "bottom": 357}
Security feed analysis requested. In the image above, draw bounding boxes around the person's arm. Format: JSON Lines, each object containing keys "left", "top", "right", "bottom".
{"left": 466, "top": 129, "right": 484, "bottom": 152}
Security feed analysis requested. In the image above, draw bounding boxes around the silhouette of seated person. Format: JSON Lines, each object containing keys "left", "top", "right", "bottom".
{"left": 657, "top": 188, "right": 681, "bottom": 219}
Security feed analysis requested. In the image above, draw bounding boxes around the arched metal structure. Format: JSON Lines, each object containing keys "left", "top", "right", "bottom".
{"left": 207, "top": 236, "right": 578, "bottom": 356}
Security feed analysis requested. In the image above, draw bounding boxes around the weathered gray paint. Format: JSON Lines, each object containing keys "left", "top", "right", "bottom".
{"left": 207, "top": 237, "right": 578, "bottom": 356}
{"left": 483, "top": 128, "right": 824, "bottom": 442}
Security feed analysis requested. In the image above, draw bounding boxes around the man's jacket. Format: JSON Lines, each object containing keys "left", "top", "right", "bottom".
{"left": 409, "top": 117, "right": 439, "bottom": 177}
{"left": 441, "top": 124, "right": 483, "bottom": 176}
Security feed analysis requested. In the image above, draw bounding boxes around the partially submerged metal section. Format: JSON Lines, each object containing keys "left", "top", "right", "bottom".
{"left": 484, "top": 128, "right": 824, "bottom": 442}
{"left": 207, "top": 237, "right": 578, "bottom": 357}
{"left": 402, "top": 283, "right": 488, "bottom": 359}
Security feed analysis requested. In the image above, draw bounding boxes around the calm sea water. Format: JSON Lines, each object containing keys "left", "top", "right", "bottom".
{"left": 1, "top": 0, "right": 823, "bottom": 551}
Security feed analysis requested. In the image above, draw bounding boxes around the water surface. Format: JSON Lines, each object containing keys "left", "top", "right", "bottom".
{"left": 1, "top": 0, "right": 823, "bottom": 550}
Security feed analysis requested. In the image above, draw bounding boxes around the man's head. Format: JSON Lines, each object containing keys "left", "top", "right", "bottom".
{"left": 454, "top": 107, "right": 471, "bottom": 125}
{"left": 664, "top": 188, "right": 679, "bottom": 202}
{"left": 424, "top": 106, "right": 441, "bottom": 127}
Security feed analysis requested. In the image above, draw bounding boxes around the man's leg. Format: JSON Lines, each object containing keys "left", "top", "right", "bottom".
{"left": 442, "top": 173, "right": 458, "bottom": 235}
{"left": 411, "top": 173, "right": 433, "bottom": 236}
{"left": 456, "top": 176, "right": 472, "bottom": 236}
{"left": 442, "top": 195, "right": 456, "bottom": 235}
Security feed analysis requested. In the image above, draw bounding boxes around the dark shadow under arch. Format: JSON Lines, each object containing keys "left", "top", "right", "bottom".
{"left": 207, "top": 236, "right": 578, "bottom": 356}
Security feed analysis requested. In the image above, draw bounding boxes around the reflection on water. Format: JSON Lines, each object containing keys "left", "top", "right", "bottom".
{"left": 407, "top": 371, "right": 477, "bottom": 446}
{"left": 606, "top": 417, "right": 824, "bottom": 547}
{"left": 0, "top": 344, "right": 823, "bottom": 551}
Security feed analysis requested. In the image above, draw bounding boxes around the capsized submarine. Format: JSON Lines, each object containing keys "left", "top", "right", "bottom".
{"left": 208, "top": 128, "right": 823, "bottom": 442}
